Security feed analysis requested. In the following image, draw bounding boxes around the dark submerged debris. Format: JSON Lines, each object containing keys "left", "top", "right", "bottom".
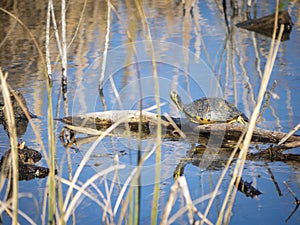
{"left": 235, "top": 177, "right": 262, "bottom": 198}
{"left": 17, "top": 163, "right": 51, "bottom": 180}
{"left": 0, "top": 89, "right": 36, "bottom": 120}
{"left": 0, "top": 142, "right": 53, "bottom": 180}
{"left": 236, "top": 11, "right": 293, "bottom": 41}
{"left": 0, "top": 89, "right": 37, "bottom": 137}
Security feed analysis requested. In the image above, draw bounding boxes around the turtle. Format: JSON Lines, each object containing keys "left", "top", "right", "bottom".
{"left": 170, "top": 91, "right": 248, "bottom": 125}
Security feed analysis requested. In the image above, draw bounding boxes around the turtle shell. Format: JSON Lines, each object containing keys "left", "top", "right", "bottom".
{"left": 182, "top": 97, "right": 248, "bottom": 124}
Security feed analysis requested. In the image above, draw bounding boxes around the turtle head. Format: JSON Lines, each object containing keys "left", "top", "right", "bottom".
{"left": 170, "top": 91, "right": 184, "bottom": 112}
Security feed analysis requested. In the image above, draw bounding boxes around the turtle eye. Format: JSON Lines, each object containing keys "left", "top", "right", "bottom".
{"left": 196, "top": 116, "right": 203, "bottom": 121}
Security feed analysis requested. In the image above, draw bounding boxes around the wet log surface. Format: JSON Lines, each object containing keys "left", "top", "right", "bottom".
{"left": 192, "top": 123, "right": 300, "bottom": 144}
{"left": 58, "top": 110, "right": 300, "bottom": 147}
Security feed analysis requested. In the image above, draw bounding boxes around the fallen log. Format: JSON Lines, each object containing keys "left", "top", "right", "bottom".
{"left": 57, "top": 110, "right": 300, "bottom": 149}
{"left": 192, "top": 123, "right": 300, "bottom": 144}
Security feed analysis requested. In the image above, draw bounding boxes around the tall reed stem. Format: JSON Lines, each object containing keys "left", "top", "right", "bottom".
{"left": 0, "top": 70, "right": 19, "bottom": 225}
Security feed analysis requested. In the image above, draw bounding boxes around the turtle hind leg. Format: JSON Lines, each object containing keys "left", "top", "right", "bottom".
{"left": 227, "top": 116, "right": 247, "bottom": 125}
{"left": 236, "top": 115, "right": 247, "bottom": 125}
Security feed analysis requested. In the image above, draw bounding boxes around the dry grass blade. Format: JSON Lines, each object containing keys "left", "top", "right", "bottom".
{"left": 163, "top": 113, "right": 186, "bottom": 138}
{"left": 0, "top": 8, "right": 46, "bottom": 70}
{"left": 278, "top": 122, "right": 300, "bottom": 145}
{"left": 200, "top": 131, "right": 246, "bottom": 225}
{"left": 63, "top": 116, "right": 136, "bottom": 214}
{"left": 218, "top": 4, "right": 285, "bottom": 224}
{"left": 133, "top": 2, "right": 162, "bottom": 222}
{"left": 179, "top": 177, "right": 198, "bottom": 224}
{"left": 63, "top": 124, "right": 103, "bottom": 136}
{"left": 0, "top": 69, "right": 19, "bottom": 224}
{"left": 160, "top": 177, "right": 180, "bottom": 224}
{"left": 62, "top": 164, "right": 125, "bottom": 222}
{"left": 162, "top": 176, "right": 215, "bottom": 225}
{"left": 224, "top": 24, "right": 285, "bottom": 225}
{"left": 115, "top": 144, "right": 157, "bottom": 223}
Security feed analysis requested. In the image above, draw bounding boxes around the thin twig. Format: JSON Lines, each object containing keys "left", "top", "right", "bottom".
{"left": 278, "top": 122, "right": 300, "bottom": 145}
{"left": 283, "top": 181, "right": 300, "bottom": 222}
{"left": 283, "top": 181, "right": 300, "bottom": 203}
{"left": 266, "top": 163, "right": 282, "bottom": 196}
{"left": 163, "top": 113, "right": 186, "bottom": 138}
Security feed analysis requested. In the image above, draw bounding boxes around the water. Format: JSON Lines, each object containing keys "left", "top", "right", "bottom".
{"left": 0, "top": 0, "right": 299, "bottom": 224}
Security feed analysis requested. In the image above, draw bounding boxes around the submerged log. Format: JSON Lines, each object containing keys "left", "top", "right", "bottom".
{"left": 236, "top": 11, "right": 293, "bottom": 41}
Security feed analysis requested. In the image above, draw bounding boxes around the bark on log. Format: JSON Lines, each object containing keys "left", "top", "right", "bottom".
{"left": 57, "top": 110, "right": 300, "bottom": 149}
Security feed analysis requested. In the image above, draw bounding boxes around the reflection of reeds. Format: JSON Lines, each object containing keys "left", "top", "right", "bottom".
{"left": 1, "top": 0, "right": 298, "bottom": 224}
{"left": 0, "top": 6, "right": 49, "bottom": 224}
{"left": 220, "top": 4, "right": 286, "bottom": 224}
{"left": 162, "top": 176, "right": 216, "bottom": 225}
{"left": 133, "top": 1, "right": 163, "bottom": 223}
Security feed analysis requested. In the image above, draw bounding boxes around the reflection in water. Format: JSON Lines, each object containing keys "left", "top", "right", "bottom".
{"left": 0, "top": 89, "right": 36, "bottom": 137}
{"left": 0, "top": 0, "right": 300, "bottom": 224}
{"left": 236, "top": 11, "right": 293, "bottom": 41}
{"left": 0, "top": 142, "right": 50, "bottom": 181}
